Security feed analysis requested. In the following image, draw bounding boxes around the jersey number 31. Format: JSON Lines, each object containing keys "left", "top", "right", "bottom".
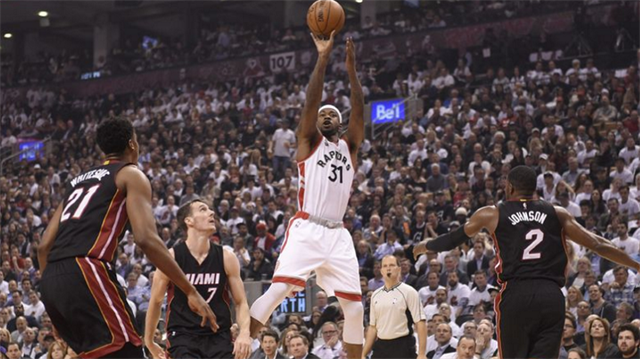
{"left": 328, "top": 165, "right": 343, "bottom": 184}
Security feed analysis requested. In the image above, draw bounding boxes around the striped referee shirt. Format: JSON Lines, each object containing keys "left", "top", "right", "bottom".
{"left": 370, "top": 282, "right": 426, "bottom": 340}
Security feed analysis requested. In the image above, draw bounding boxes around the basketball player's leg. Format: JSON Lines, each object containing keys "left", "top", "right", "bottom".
{"left": 319, "top": 228, "right": 364, "bottom": 359}
{"left": 528, "top": 285, "right": 565, "bottom": 359}
{"left": 249, "top": 282, "right": 296, "bottom": 336}
{"left": 99, "top": 342, "right": 144, "bottom": 359}
{"left": 495, "top": 283, "right": 531, "bottom": 359}
{"left": 250, "top": 219, "right": 323, "bottom": 337}
{"left": 41, "top": 258, "right": 138, "bottom": 357}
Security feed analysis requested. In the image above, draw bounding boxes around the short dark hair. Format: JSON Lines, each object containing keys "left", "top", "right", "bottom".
{"left": 96, "top": 118, "right": 134, "bottom": 155}
{"left": 289, "top": 334, "right": 308, "bottom": 346}
{"left": 567, "top": 348, "right": 587, "bottom": 359}
{"left": 565, "top": 312, "right": 577, "bottom": 330}
{"left": 508, "top": 166, "right": 537, "bottom": 196}
{"left": 261, "top": 329, "right": 279, "bottom": 343}
{"left": 614, "top": 266, "right": 627, "bottom": 274}
{"left": 176, "top": 199, "right": 207, "bottom": 233}
{"left": 457, "top": 335, "right": 476, "bottom": 348}
{"left": 617, "top": 323, "right": 640, "bottom": 341}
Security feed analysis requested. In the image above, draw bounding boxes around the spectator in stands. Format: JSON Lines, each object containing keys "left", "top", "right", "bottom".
{"left": 427, "top": 323, "right": 455, "bottom": 359}
{"left": 246, "top": 248, "right": 273, "bottom": 281}
{"left": 440, "top": 255, "right": 469, "bottom": 286}
{"left": 250, "top": 329, "right": 285, "bottom": 359}
{"left": 583, "top": 317, "right": 619, "bottom": 359}
{"left": 367, "top": 261, "right": 384, "bottom": 291}
{"left": 473, "top": 322, "right": 497, "bottom": 359}
{"left": 466, "top": 240, "right": 489, "bottom": 276}
{"left": 588, "top": 285, "right": 617, "bottom": 324}
{"left": 311, "top": 322, "right": 342, "bottom": 359}
{"left": 559, "top": 313, "right": 579, "bottom": 359}
{"left": 419, "top": 271, "right": 444, "bottom": 307}
{"left": 288, "top": 335, "right": 318, "bottom": 359}
{"left": 616, "top": 323, "right": 640, "bottom": 359}
{"left": 271, "top": 119, "right": 296, "bottom": 181}
{"left": 606, "top": 267, "right": 636, "bottom": 308}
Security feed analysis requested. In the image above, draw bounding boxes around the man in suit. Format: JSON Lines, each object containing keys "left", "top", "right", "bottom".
{"left": 439, "top": 255, "right": 469, "bottom": 286}
{"left": 289, "top": 335, "right": 320, "bottom": 359}
{"left": 249, "top": 330, "right": 286, "bottom": 359}
{"left": 401, "top": 258, "right": 418, "bottom": 288}
{"left": 427, "top": 323, "right": 456, "bottom": 359}
{"left": 466, "top": 240, "right": 490, "bottom": 276}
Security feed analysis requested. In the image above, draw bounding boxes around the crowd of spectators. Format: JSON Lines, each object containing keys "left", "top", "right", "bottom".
{"left": 1, "top": 1, "right": 640, "bottom": 359}
{"left": 0, "top": 0, "right": 585, "bottom": 87}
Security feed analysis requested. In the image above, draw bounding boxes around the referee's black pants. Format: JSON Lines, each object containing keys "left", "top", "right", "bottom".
{"left": 372, "top": 334, "right": 416, "bottom": 359}
{"left": 496, "top": 279, "right": 565, "bottom": 359}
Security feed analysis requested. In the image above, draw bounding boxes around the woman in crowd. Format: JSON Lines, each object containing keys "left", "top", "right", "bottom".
{"left": 581, "top": 317, "right": 619, "bottom": 359}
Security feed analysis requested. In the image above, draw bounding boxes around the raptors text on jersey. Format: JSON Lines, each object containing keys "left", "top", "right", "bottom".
{"left": 298, "top": 137, "right": 354, "bottom": 222}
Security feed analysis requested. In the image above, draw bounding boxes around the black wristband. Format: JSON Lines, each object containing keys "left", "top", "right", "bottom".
{"left": 425, "top": 225, "right": 470, "bottom": 252}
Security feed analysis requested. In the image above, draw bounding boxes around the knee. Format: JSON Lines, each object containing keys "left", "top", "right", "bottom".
{"left": 340, "top": 299, "right": 364, "bottom": 321}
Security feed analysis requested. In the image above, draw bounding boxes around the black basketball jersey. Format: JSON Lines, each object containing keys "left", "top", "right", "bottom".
{"left": 493, "top": 199, "right": 568, "bottom": 287}
{"left": 167, "top": 241, "right": 231, "bottom": 335}
{"left": 49, "top": 161, "right": 133, "bottom": 263}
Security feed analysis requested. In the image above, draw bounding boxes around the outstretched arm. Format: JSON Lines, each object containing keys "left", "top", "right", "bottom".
{"left": 118, "top": 166, "right": 218, "bottom": 331}
{"left": 297, "top": 31, "right": 336, "bottom": 161}
{"left": 224, "top": 249, "right": 252, "bottom": 359}
{"left": 345, "top": 37, "right": 364, "bottom": 152}
{"left": 37, "top": 203, "right": 63, "bottom": 272}
{"left": 145, "top": 266, "right": 170, "bottom": 359}
{"left": 413, "top": 206, "right": 499, "bottom": 258}
{"left": 556, "top": 206, "right": 640, "bottom": 271}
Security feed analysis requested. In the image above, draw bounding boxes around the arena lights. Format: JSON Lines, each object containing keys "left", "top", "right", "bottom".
{"left": 3, "top": 33, "right": 12, "bottom": 39}
{"left": 355, "top": 0, "right": 363, "bottom": 3}
{"left": 38, "top": 11, "right": 48, "bottom": 17}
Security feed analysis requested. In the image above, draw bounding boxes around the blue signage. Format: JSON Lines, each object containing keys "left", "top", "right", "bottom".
{"left": 262, "top": 283, "right": 307, "bottom": 313}
{"left": 371, "top": 98, "right": 405, "bottom": 124}
{"left": 279, "top": 290, "right": 306, "bottom": 313}
{"left": 18, "top": 141, "right": 44, "bottom": 161}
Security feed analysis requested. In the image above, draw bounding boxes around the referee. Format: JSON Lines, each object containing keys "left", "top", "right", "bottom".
{"left": 363, "top": 255, "right": 427, "bottom": 359}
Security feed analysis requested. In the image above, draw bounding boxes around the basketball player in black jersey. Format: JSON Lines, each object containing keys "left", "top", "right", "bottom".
{"left": 414, "top": 166, "right": 640, "bottom": 359}
{"left": 38, "top": 118, "right": 217, "bottom": 359}
{"left": 145, "top": 199, "right": 252, "bottom": 359}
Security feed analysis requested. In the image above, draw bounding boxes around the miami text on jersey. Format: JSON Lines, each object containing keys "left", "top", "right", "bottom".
{"left": 185, "top": 272, "right": 221, "bottom": 286}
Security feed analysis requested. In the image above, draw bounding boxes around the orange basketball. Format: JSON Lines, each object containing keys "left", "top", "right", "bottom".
{"left": 307, "top": 0, "right": 345, "bottom": 38}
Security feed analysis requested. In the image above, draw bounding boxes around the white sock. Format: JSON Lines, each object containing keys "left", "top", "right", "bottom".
{"left": 249, "top": 282, "right": 294, "bottom": 324}
{"left": 337, "top": 297, "right": 364, "bottom": 344}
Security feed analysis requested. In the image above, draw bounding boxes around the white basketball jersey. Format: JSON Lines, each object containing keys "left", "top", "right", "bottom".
{"left": 297, "top": 137, "right": 354, "bottom": 222}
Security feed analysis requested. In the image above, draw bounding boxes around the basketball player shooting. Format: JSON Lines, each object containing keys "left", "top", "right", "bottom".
{"left": 413, "top": 166, "right": 640, "bottom": 359}
{"left": 249, "top": 31, "right": 365, "bottom": 359}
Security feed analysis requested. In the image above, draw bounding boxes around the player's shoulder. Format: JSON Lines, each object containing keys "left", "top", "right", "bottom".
{"left": 222, "top": 245, "right": 235, "bottom": 257}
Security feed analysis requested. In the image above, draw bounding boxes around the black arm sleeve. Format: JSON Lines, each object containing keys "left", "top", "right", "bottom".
{"left": 425, "top": 226, "right": 470, "bottom": 252}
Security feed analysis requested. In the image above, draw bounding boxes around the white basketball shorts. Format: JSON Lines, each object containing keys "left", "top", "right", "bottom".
{"left": 272, "top": 211, "right": 362, "bottom": 301}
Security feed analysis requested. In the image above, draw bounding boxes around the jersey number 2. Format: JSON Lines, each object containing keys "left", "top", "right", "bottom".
{"left": 61, "top": 184, "right": 100, "bottom": 222}
{"left": 522, "top": 229, "right": 544, "bottom": 260}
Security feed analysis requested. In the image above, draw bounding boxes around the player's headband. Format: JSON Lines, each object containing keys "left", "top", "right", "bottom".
{"left": 318, "top": 105, "right": 342, "bottom": 123}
